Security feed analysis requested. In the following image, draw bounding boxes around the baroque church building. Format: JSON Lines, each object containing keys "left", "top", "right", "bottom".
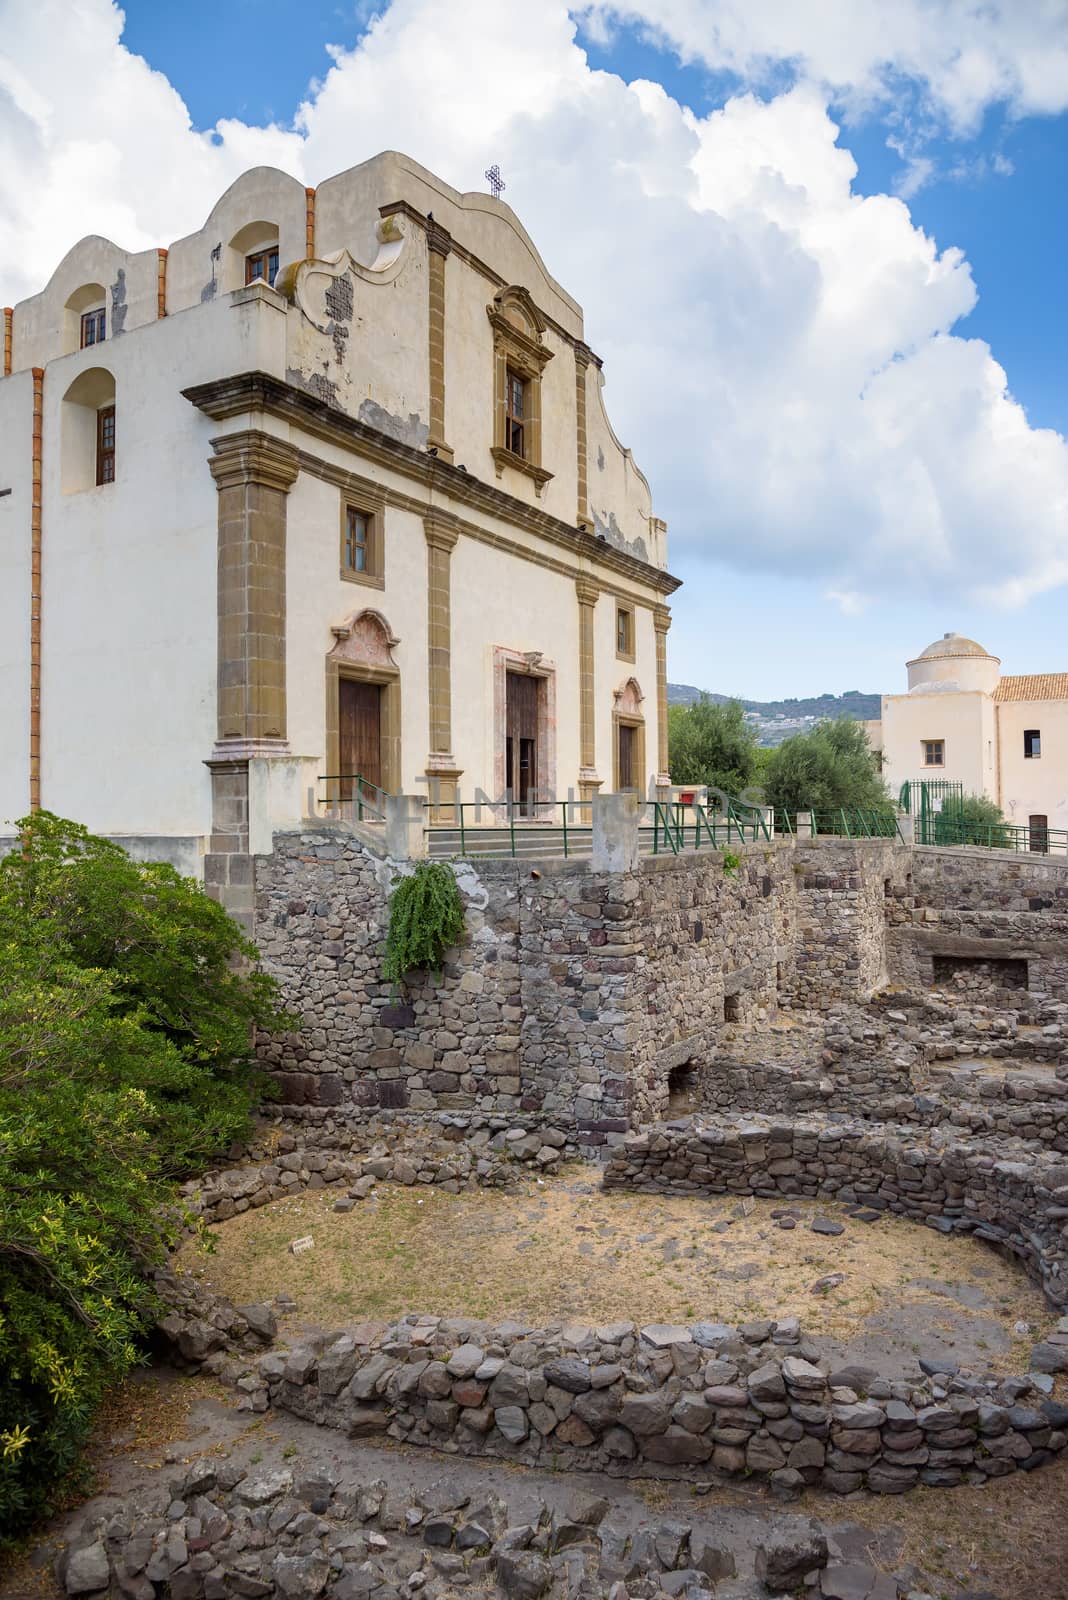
{"left": 0, "top": 153, "right": 679, "bottom": 911}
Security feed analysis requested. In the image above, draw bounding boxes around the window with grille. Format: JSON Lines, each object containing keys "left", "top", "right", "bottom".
{"left": 96, "top": 406, "right": 115, "bottom": 485}
{"left": 923, "top": 739, "right": 944, "bottom": 767}
{"left": 80, "top": 308, "right": 106, "bottom": 348}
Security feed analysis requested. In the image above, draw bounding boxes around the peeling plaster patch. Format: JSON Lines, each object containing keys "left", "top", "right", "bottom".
{"left": 286, "top": 367, "right": 340, "bottom": 407}
{"left": 110, "top": 268, "right": 127, "bottom": 335}
{"left": 358, "top": 398, "right": 429, "bottom": 449}
{"left": 597, "top": 446, "right": 605, "bottom": 471}
{"left": 593, "top": 507, "right": 649, "bottom": 564}
{"left": 324, "top": 271, "right": 354, "bottom": 363}
{"left": 452, "top": 860, "right": 490, "bottom": 910}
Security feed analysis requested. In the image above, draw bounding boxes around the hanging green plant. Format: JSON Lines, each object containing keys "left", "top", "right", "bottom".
{"left": 721, "top": 849, "right": 742, "bottom": 877}
{"left": 383, "top": 860, "right": 466, "bottom": 987}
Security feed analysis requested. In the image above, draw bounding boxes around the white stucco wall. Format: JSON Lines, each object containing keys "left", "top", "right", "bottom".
{"left": 997, "top": 700, "right": 1068, "bottom": 829}
{"left": 166, "top": 168, "right": 309, "bottom": 315}
{"left": 11, "top": 238, "right": 160, "bottom": 373}
{"left": 284, "top": 470, "right": 431, "bottom": 795}
{"left": 0, "top": 370, "right": 34, "bottom": 824}
{"left": 880, "top": 690, "right": 995, "bottom": 799}
{"left": 2, "top": 154, "right": 674, "bottom": 847}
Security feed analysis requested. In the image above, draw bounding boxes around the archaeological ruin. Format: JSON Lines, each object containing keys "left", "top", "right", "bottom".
{"left": 55, "top": 819, "right": 1068, "bottom": 1599}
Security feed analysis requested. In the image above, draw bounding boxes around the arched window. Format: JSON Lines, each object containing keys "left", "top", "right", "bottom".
{"left": 64, "top": 283, "right": 108, "bottom": 354}
{"left": 227, "top": 221, "right": 281, "bottom": 291}
{"left": 62, "top": 367, "right": 116, "bottom": 492}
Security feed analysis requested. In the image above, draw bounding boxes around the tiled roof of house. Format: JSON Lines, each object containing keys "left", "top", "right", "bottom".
{"left": 994, "top": 674, "right": 1068, "bottom": 702}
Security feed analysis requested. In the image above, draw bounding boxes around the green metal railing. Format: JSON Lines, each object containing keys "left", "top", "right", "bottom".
{"left": 921, "top": 816, "right": 1068, "bottom": 855}
{"left": 317, "top": 773, "right": 390, "bottom": 822}
{"left": 649, "top": 799, "right": 771, "bottom": 854}
{"left": 424, "top": 798, "right": 593, "bottom": 859}
{"left": 775, "top": 807, "right": 898, "bottom": 839}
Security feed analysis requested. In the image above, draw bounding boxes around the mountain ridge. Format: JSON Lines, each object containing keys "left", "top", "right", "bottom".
{"left": 667, "top": 684, "right": 881, "bottom": 721}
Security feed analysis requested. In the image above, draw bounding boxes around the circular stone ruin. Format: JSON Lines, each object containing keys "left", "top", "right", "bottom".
{"left": 158, "top": 1104, "right": 1068, "bottom": 1502}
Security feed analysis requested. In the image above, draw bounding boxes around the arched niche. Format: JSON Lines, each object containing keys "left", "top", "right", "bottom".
{"left": 61, "top": 366, "right": 116, "bottom": 493}
{"left": 64, "top": 282, "right": 107, "bottom": 353}
{"left": 227, "top": 219, "right": 281, "bottom": 291}
{"left": 613, "top": 676, "right": 646, "bottom": 793}
{"left": 324, "top": 610, "right": 402, "bottom": 804}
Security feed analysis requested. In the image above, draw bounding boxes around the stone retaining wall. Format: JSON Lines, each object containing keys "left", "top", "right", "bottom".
{"left": 888, "top": 846, "right": 1068, "bottom": 995}
{"left": 181, "top": 1116, "right": 579, "bottom": 1224}
{"left": 235, "top": 1309, "right": 1068, "bottom": 1497}
{"left": 694, "top": 1059, "right": 1068, "bottom": 1150}
{"left": 603, "top": 1114, "right": 1068, "bottom": 1309}
{"left": 252, "top": 833, "right": 916, "bottom": 1133}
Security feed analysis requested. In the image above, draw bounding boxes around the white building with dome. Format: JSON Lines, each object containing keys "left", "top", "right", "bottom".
{"left": 877, "top": 633, "right": 1068, "bottom": 834}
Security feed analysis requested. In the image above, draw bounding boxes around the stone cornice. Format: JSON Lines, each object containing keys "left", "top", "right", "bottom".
{"left": 182, "top": 371, "right": 681, "bottom": 597}
{"left": 208, "top": 429, "right": 301, "bottom": 493}
{"left": 423, "top": 508, "right": 460, "bottom": 552}
{"left": 425, "top": 219, "right": 453, "bottom": 259}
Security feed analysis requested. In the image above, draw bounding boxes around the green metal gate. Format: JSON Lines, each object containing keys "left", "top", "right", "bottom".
{"left": 898, "top": 780, "right": 964, "bottom": 845}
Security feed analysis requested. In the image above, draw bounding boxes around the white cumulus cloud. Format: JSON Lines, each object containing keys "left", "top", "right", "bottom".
{"left": 1, "top": 0, "right": 1067, "bottom": 612}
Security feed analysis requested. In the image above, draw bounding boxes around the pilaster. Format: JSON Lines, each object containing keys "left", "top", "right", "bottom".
{"left": 575, "top": 574, "right": 602, "bottom": 801}
{"left": 426, "top": 221, "right": 454, "bottom": 463}
{"left": 208, "top": 429, "right": 300, "bottom": 751}
{"left": 424, "top": 509, "right": 462, "bottom": 818}
{"left": 653, "top": 603, "right": 672, "bottom": 797}
{"left": 574, "top": 343, "right": 592, "bottom": 529}
{"left": 203, "top": 430, "right": 299, "bottom": 925}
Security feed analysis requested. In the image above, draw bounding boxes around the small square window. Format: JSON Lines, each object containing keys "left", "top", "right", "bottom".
{"left": 616, "top": 605, "right": 635, "bottom": 660}
{"left": 505, "top": 367, "right": 527, "bottom": 459}
{"left": 923, "top": 739, "right": 944, "bottom": 767}
{"left": 1024, "top": 729, "right": 1041, "bottom": 759}
{"left": 245, "top": 248, "right": 280, "bottom": 287}
{"left": 340, "top": 503, "right": 383, "bottom": 586}
{"left": 80, "top": 308, "right": 106, "bottom": 348}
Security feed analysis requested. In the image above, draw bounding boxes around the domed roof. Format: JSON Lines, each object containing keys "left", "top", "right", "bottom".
{"left": 914, "top": 632, "right": 992, "bottom": 661}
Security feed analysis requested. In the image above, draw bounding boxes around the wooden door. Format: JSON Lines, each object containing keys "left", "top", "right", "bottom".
{"left": 618, "top": 723, "right": 637, "bottom": 790}
{"left": 1029, "top": 814, "right": 1049, "bottom": 854}
{"left": 506, "top": 671, "right": 540, "bottom": 816}
{"left": 339, "top": 679, "right": 381, "bottom": 801}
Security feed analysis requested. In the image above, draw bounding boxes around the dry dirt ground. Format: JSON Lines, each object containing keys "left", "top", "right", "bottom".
{"left": 4, "top": 1367, "right": 1068, "bottom": 1600}
{"left": 177, "top": 1168, "right": 1056, "bottom": 1373}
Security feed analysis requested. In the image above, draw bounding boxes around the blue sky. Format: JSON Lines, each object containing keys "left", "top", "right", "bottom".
{"left": 30, "top": 2, "right": 1068, "bottom": 697}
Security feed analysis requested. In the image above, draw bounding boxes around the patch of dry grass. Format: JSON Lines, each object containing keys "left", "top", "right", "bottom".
{"left": 178, "top": 1168, "right": 1052, "bottom": 1356}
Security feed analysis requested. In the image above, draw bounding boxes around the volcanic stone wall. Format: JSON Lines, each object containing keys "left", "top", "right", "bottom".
{"left": 253, "top": 833, "right": 908, "bottom": 1138}
{"left": 603, "top": 1114, "right": 1068, "bottom": 1309}
{"left": 887, "top": 845, "right": 1068, "bottom": 994}
{"left": 252, "top": 832, "right": 1068, "bottom": 1136}
{"left": 253, "top": 1306, "right": 1068, "bottom": 1496}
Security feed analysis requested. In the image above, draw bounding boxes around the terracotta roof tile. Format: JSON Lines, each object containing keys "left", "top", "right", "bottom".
{"left": 994, "top": 673, "right": 1068, "bottom": 702}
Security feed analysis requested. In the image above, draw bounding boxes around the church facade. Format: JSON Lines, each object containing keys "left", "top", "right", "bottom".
{"left": 0, "top": 153, "right": 678, "bottom": 900}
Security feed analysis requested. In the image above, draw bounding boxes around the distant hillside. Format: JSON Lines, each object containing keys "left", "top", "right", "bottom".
{"left": 668, "top": 685, "right": 881, "bottom": 720}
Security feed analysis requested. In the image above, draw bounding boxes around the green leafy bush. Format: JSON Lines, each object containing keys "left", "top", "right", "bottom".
{"left": 667, "top": 697, "right": 760, "bottom": 796}
{"left": 935, "top": 792, "right": 1014, "bottom": 848}
{"left": 383, "top": 861, "right": 466, "bottom": 988}
{"left": 0, "top": 813, "right": 289, "bottom": 1541}
{"left": 763, "top": 719, "right": 893, "bottom": 819}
